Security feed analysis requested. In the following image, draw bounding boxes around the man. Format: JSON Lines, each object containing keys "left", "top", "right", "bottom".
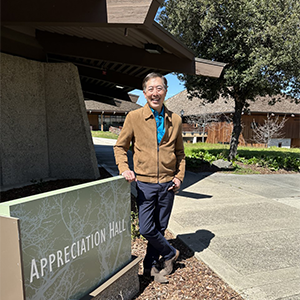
{"left": 113, "top": 72, "right": 185, "bottom": 283}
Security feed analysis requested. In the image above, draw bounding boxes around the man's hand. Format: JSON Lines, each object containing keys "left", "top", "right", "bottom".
{"left": 122, "top": 170, "right": 136, "bottom": 183}
{"left": 168, "top": 177, "right": 181, "bottom": 193}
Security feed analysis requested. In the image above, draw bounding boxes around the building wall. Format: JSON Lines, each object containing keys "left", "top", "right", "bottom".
{"left": 206, "top": 122, "right": 233, "bottom": 145}
{"left": 87, "top": 113, "right": 99, "bottom": 130}
{"left": 241, "top": 114, "right": 299, "bottom": 147}
{"left": 87, "top": 113, "right": 127, "bottom": 132}
{"left": 291, "top": 137, "right": 300, "bottom": 148}
{"left": 0, "top": 53, "right": 99, "bottom": 189}
{"left": 205, "top": 114, "right": 300, "bottom": 147}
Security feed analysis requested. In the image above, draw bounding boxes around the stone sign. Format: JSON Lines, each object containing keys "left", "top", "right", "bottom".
{"left": 0, "top": 176, "right": 131, "bottom": 300}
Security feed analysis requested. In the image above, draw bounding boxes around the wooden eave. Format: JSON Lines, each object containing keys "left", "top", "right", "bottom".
{"left": 1, "top": 0, "right": 226, "bottom": 101}
{"left": 1, "top": 0, "right": 163, "bottom": 27}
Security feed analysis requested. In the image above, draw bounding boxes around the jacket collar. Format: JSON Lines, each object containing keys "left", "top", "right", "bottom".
{"left": 143, "top": 103, "right": 172, "bottom": 122}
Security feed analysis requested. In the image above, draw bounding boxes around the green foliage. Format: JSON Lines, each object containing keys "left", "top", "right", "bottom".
{"left": 236, "top": 151, "right": 300, "bottom": 171}
{"left": 231, "top": 165, "right": 261, "bottom": 175}
{"left": 159, "top": 0, "right": 300, "bottom": 158}
{"left": 159, "top": 0, "right": 300, "bottom": 100}
{"left": 91, "top": 130, "right": 119, "bottom": 139}
{"left": 131, "top": 201, "right": 144, "bottom": 240}
{"left": 131, "top": 210, "right": 141, "bottom": 240}
{"left": 185, "top": 143, "right": 300, "bottom": 172}
{"left": 185, "top": 146, "right": 227, "bottom": 170}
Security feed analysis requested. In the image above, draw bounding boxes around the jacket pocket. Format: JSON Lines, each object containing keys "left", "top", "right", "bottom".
{"left": 134, "top": 146, "right": 157, "bottom": 176}
{"left": 160, "top": 149, "right": 176, "bottom": 172}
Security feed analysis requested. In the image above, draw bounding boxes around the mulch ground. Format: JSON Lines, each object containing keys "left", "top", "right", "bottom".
{"left": 1, "top": 164, "right": 297, "bottom": 299}
{"left": 132, "top": 230, "right": 243, "bottom": 300}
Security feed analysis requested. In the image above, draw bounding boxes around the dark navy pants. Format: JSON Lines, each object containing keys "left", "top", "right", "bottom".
{"left": 136, "top": 180, "right": 176, "bottom": 270}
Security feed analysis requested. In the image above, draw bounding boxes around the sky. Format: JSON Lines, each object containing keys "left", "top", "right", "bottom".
{"left": 131, "top": 73, "right": 186, "bottom": 106}
{"left": 131, "top": 8, "right": 187, "bottom": 106}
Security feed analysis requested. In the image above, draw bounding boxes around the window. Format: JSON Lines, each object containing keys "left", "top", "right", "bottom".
{"left": 99, "top": 115, "right": 126, "bottom": 131}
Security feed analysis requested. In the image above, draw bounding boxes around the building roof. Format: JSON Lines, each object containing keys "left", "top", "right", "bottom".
{"left": 85, "top": 95, "right": 142, "bottom": 114}
{"left": 165, "top": 90, "right": 300, "bottom": 117}
{"left": 1, "top": 0, "right": 226, "bottom": 102}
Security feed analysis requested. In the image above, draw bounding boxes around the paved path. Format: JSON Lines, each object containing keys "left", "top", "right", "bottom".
{"left": 93, "top": 137, "right": 300, "bottom": 300}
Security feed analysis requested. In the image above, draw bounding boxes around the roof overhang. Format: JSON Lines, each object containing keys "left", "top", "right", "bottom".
{"left": 1, "top": 0, "right": 226, "bottom": 101}
{"left": 1, "top": 0, "right": 163, "bottom": 27}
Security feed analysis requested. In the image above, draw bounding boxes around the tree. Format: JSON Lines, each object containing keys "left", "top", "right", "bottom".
{"left": 185, "top": 105, "right": 222, "bottom": 142}
{"left": 186, "top": 114, "right": 219, "bottom": 143}
{"left": 158, "top": 0, "right": 300, "bottom": 159}
{"left": 251, "top": 114, "right": 287, "bottom": 146}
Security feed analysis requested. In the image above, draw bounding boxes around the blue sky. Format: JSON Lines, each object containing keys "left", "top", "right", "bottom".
{"left": 131, "top": 73, "right": 186, "bottom": 106}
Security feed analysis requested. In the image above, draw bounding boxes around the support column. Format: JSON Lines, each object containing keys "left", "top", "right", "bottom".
{"left": 45, "top": 62, "right": 99, "bottom": 180}
{"left": 0, "top": 53, "right": 99, "bottom": 189}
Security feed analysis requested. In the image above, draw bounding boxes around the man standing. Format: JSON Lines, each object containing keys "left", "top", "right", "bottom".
{"left": 113, "top": 73, "right": 185, "bottom": 283}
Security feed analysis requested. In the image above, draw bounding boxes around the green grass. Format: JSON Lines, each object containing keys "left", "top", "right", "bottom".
{"left": 91, "top": 130, "right": 119, "bottom": 139}
{"left": 90, "top": 132, "right": 300, "bottom": 172}
{"left": 184, "top": 142, "right": 300, "bottom": 154}
{"left": 184, "top": 142, "right": 300, "bottom": 172}
{"left": 231, "top": 167, "right": 261, "bottom": 175}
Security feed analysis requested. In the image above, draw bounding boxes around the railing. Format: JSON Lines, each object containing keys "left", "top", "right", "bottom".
{"left": 182, "top": 131, "right": 208, "bottom": 137}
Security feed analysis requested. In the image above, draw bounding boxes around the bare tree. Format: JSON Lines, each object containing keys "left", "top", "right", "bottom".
{"left": 251, "top": 114, "right": 288, "bottom": 147}
{"left": 185, "top": 107, "right": 222, "bottom": 143}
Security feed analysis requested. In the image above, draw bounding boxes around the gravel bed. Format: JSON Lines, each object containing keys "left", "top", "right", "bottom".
{"left": 132, "top": 231, "right": 244, "bottom": 300}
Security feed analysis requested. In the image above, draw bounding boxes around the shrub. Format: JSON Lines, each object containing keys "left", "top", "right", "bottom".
{"left": 184, "top": 143, "right": 300, "bottom": 172}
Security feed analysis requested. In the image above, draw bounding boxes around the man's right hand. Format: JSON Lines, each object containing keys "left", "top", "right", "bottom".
{"left": 122, "top": 170, "right": 136, "bottom": 183}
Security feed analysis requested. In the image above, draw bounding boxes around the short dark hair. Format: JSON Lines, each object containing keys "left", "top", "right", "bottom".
{"left": 142, "top": 72, "right": 168, "bottom": 91}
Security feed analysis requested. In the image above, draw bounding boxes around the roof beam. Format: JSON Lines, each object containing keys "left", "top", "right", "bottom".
{"left": 77, "top": 65, "right": 143, "bottom": 90}
{"left": 1, "top": 0, "right": 161, "bottom": 27}
{"left": 83, "top": 93, "right": 119, "bottom": 106}
{"left": 47, "top": 56, "right": 143, "bottom": 89}
{"left": 37, "top": 31, "right": 225, "bottom": 78}
{"left": 81, "top": 82, "right": 132, "bottom": 101}
{"left": 195, "top": 58, "right": 227, "bottom": 78}
{"left": 0, "top": 26, "right": 46, "bottom": 61}
{"left": 140, "top": 22, "right": 195, "bottom": 60}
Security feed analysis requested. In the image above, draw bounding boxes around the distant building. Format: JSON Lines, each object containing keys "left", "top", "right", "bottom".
{"left": 85, "top": 94, "right": 142, "bottom": 131}
{"left": 165, "top": 90, "right": 300, "bottom": 148}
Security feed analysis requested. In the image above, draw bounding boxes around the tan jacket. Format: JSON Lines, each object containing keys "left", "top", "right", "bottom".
{"left": 113, "top": 103, "right": 185, "bottom": 183}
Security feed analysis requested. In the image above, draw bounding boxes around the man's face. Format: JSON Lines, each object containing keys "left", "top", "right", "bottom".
{"left": 143, "top": 77, "right": 167, "bottom": 113}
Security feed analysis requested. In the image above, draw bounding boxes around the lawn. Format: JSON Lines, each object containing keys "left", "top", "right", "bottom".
{"left": 91, "top": 130, "right": 119, "bottom": 139}
{"left": 185, "top": 142, "right": 300, "bottom": 173}
{"left": 91, "top": 131, "right": 300, "bottom": 173}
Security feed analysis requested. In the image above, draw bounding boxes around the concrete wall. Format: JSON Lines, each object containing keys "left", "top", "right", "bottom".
{"left": 0, "top": 53, "right": 99, "bottom": 189}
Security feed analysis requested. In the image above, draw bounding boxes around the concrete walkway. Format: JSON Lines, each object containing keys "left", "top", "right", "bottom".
{"left": 93, "top": 137, "right": 300, "bottom": 300}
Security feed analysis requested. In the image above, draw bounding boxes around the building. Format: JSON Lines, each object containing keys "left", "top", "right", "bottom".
{"left": 165, "top": 90, "right": 300, "bottom": 148}
{"left": 85, "top": 94, "right": 142, "bottom": 131}
{"left": 1, "top": 0, "right": 225, "bottom": 189}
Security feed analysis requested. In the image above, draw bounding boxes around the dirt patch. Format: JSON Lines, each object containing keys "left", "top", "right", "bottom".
{"left": 187, "top": 161, "right": 298, "bottom": 175}
{"left": 132, "top": 230, "right": 243, "bottom": 300}
{"left": 233, "top": 162, "right": 298, "bottom": 174}
{"left": 0, "top": 167, "right": 112, "bottom": 203}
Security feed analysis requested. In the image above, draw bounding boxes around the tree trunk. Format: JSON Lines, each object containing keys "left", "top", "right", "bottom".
{"left": 228, "top": 98, "right": 244, "bottom": 160}
{"left": 202, "top": 126, "right": 205, "bottom": 143}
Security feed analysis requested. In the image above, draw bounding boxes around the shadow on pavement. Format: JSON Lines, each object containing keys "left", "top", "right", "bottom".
{"left": 177, "top": 191, "right": 212, "bottom": 199}
{"left": 177, "top": 171, "right": 214, "bottom": 198}
{"left": 177, "top": 229, "right": 215, "bottom": 253}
